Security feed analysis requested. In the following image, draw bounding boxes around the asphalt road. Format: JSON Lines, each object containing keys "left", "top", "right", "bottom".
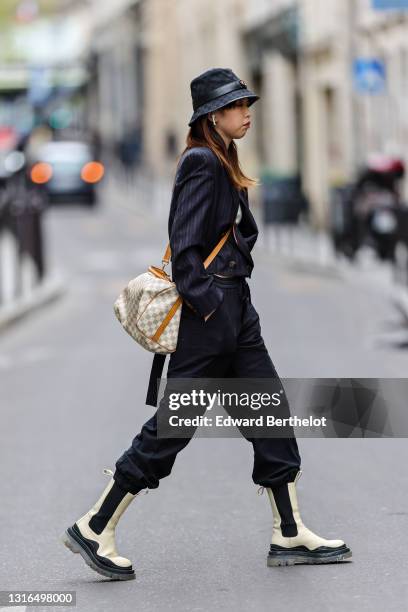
{"left": 1, "top": 183, "right": 408, "bottom": 612}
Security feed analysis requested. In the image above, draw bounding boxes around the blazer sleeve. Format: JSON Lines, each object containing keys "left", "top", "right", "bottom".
{"left": 169, "top": 149, "right": 224, "bottom": 319}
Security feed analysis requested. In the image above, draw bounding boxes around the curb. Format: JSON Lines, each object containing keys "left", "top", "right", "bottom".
{"left": 0, "top": 271, "right": 67, "bottom": 332}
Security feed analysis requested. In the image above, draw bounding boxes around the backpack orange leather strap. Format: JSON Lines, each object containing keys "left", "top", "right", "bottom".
{"left": 161, "top": 225, "right": 233, "bottom": 270}
{"left": 152, "top": 295, "right": 183, "bottom": 342}
{"left": 153, "top": 226, "right": 233, "bottom": 341}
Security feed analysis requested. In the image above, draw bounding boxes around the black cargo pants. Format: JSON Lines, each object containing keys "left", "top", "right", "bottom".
{"left": 114, "top": 276, "right": 301, "bottom": 494}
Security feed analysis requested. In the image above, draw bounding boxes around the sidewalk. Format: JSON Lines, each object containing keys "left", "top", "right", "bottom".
{"left": 0, "top": 269, "right": 66, "bottom": 332}
{"left": 0, "top": 229, "right": 67, "bottom": 333}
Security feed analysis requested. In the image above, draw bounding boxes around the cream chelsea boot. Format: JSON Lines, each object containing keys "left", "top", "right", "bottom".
{"left": 261, "top": 470, "right": 352, "bottom": 566}
{"left": 61, "top": 468, "right": 147, "bottom": 580}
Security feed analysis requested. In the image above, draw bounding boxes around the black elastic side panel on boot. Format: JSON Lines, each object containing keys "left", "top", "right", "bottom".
{"left": 271, "top": 482, "right": 298, "bottom": 537}
{"left": 89, "top": 482, "right": 128, "bottom": 535}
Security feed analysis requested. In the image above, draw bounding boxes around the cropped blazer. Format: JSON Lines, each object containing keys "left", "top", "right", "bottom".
{"left": 168, "top": 146, "right": 259, "bottom": 319}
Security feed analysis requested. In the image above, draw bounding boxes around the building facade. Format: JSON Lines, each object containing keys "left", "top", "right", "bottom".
{"left": 84, "top": 0, "right": 408, "bottom": 227}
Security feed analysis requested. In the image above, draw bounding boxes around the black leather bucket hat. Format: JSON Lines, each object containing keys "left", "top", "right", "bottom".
{"left": 188, "top": 67, "right": 259, "bottom": 127}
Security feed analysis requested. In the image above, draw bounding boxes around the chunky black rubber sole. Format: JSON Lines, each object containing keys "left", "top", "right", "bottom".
{"left": 61, "top": 524, "right": 135, "bottom": 581}
{"left": 267, "top": 543, "right": 352, "bottom": 567}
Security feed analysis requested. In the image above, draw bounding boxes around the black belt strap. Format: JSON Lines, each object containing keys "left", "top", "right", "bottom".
{"left": 146, "top": 353, "right": 167, "bottom": 407}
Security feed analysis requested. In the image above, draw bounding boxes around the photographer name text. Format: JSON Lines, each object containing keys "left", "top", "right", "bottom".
{"left": 167, "top": 415, "right": 327, "bottom": 428}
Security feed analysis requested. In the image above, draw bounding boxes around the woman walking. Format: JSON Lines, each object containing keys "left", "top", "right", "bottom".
{"left": 62, "top": 68, "right": 352, "bottom": 580}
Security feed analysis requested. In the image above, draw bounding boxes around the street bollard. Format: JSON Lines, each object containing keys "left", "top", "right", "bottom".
{"left": 0, "top": 169, "right": 47, "bottom": 307}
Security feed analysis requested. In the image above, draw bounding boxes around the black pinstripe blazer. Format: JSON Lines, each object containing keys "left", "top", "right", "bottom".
{"left": 168, "top": 146, "right": 259, "bottom": 319}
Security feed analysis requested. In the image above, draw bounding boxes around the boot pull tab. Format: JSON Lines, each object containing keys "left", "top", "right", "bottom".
{"left": 101, "top": 468, "right": 149, "bottom": 495}
{"left": 257, "top": 486, "right": 265, "bottom": 496}
{"left": 294, "top": 469, "right": 303, "bottom": 485}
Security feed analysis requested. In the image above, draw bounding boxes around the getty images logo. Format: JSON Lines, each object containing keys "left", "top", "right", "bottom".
{"left": 167, "top": 389, "right": 284, "bottom": 411}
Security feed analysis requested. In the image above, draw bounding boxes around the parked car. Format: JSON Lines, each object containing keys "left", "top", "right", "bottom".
{"left": 28, "top": 140, "right": 105, "bottom": 205}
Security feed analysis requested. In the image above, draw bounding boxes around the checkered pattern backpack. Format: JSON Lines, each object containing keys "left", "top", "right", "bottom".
{"left": 113, "top": 227, "right": 232, "bottom": 354}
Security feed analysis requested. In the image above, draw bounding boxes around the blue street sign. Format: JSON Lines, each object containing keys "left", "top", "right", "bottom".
{"left": 372, "top": 0, "right": 408, "bottom": 9}
{"left": 353, "top": 58, "right": 386, "bottom": 94}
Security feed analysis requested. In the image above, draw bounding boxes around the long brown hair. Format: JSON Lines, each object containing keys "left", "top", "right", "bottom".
{"left": 178, "top": 103, "right": 260, "bottom": 192}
